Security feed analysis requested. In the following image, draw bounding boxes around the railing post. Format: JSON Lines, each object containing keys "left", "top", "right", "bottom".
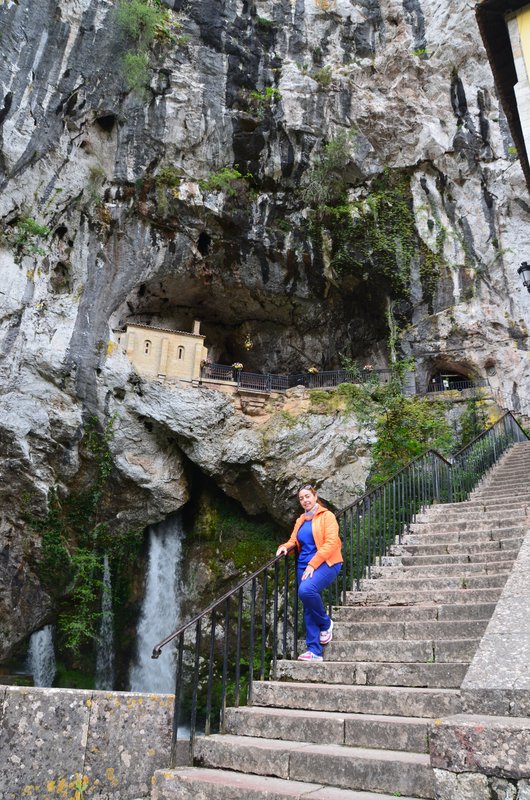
{"left": 170, "top": 633, "right": 185, "bottom": 767}
{"left": 432, "top": 453, "right": 440, "bottom": 502}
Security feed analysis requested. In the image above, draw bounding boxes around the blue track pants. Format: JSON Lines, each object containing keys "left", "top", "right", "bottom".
{"left": 297, "top": 562, "right": 342, "bottom": 656}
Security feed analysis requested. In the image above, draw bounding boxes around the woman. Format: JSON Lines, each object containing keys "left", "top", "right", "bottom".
{"left": 276, "top": 484, "right": 342, "bottom": 661}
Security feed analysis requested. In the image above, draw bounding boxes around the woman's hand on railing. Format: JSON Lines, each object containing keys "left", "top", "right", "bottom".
{"left": 276, "top": 545, "right": 288, "bottom": 557}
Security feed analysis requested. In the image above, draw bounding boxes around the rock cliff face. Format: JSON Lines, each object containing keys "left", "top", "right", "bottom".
{"left": 1, "top": 0, "right": 529, "bottom": 659}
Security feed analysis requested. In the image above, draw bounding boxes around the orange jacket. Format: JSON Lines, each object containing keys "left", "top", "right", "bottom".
{"left": 280, "top": 504, "right": 343, "bottom": 569}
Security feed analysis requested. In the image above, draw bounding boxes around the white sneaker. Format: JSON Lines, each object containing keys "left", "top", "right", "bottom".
{"left": 320, "top": 620, "right": 333, "bottom": 645}
{"left": 297, "top": 651, "right": 323, "bottom": 661}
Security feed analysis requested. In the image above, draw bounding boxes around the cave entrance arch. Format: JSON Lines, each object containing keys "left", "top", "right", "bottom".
{"left": 427, "top": 369, "right": 475, "bottom": 393}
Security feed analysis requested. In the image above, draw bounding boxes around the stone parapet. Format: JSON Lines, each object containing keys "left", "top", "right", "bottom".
{"left": 430, "top": 714, "right": 530, "bottom": 799}
{"left": 0, "top": 686, "right": 175, "bottom": 800}
{"left": 461, "top": 528, "right": 530, "bottom": 716}
{"left": 430, "top": 714, "right": 530, "bottom": 779}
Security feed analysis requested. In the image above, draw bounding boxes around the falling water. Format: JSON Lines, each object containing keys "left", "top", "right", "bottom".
{"left": 28, "top": 625, "right": 56, "bottom": 687}
{"left": 95, "top": 553, "right": 115, "bottom": 690}
{"left": 129, "top": 513, "right": 184, "bottom": 693}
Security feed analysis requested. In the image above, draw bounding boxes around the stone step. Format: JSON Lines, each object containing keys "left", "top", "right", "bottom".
{"left": 251, "top": 681, "right": 462, "bottom": 717}
{"left": 359, "top": 573, "right": 508, "bottom": 592}
{"left": 415, "top": 501, "right": 530, "bottom": 521}
{"left": 409, "top": 512, "right": 527, "bottom": 533}
{"left": 393, "top": 535, "right": 523, "bottom": 557}
{"left": 472, "top": 487, "right": 530, "bottom": 499}
{"left": 420, "top": 497, "right": 530, "bottom": 514}
{"left": 477, "top": 477, "right": 530, "bottom": 488}
{"left": 345, "top": 587, "right": 502, "bottom": 606}
{"left": 152, "top": 768, "right": 421, "bottom": 800}
{"left": 372, "top": 559, "right": 513, "bottom": 577}
{"left": 193, "top": 735, "right": 435, "bottom": 799}
{"left": 397, "top": 549, "right": 518, "bottom": 566}
{"left": 224, "top": 705, "right": 430, "bottom": 753}
{"left": 326, "top": 638, "right": 478, "bottom": 664}
{"left": 332, "top": 619, "right": 487, "bottom": 641}
{"left": 275, "top": 659, "right": 468, "bottom": 688}
{"left": 332, "top": 602, "right": 496, "bottom": 622}
{"left": 401, "top": 527, "right": 524, "bottom": 545}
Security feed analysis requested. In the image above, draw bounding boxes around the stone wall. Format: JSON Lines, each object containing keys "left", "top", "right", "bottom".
{"left": 429, "top": 527, "right": 530, "bottom": 799}
{"left": 0, "top": 686, "right": 174, "bottom": 800}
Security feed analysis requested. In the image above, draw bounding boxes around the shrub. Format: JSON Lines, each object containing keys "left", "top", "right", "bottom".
{"left": 116, "top": 0, "right": 168, "bottom": 49}
{"left": 199, "top": 166, "right": 252, "bottom": 197}
{"left": 122, "top": 51, "right": 150, "bottom": 94}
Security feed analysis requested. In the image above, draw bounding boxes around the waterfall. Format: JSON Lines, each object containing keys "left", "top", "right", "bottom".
{"left": 129, "top": 513, "right": 184, "bottom": 694}
{"left": 95, "top": 553, "right": 115, "bottom": 690}
{"left": 28, "top": 625, "right": 56, "bottom": 687}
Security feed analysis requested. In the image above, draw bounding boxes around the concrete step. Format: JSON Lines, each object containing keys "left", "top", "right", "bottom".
{"left": 152, "top": 768, "right": 421, "bottom": 800}
{"left": 332, "top": 619, "right": 488, "bottom": 641}
{"left": 223, "top": 706, "right": 430, "bottom": 753}
{"left": 359, "top": 573, "right": 508, "bottom": 592}
{"left": 326, "top": 638, "right": 478, "bottom": 664}
{"left": 372, "top": 559, "right": 513, "bottom": 577}
{"left": 396, "top": 549, "right": 518, "bottom": 566}
{"left": 193, "top": 735, "right": 435, "bottom": 798}
{"left": 275, "top": 659, "right": 468, "bottom": 688}
{"left": 333, "top": 602, "right": 496, "bottom": 622}
{"left": 251, "top": 681, "right": 462, "bottom": 717}
{"left": 344, "top": 587, "right": 502, "bottom": 606}
{"left": 393, "top": 535, "right": 523, "bottom": 557}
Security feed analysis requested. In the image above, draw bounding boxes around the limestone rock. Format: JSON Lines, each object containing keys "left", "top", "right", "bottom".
{"left": 1, "top": 0, "right": 530, "bottom": 658}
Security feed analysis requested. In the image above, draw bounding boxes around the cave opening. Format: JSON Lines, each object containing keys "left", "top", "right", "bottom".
{"left": 94, "top": 113, "right": 117, "bottom": 133}
{"left": 427, "top": 367, "right": 474, "bottom": 392}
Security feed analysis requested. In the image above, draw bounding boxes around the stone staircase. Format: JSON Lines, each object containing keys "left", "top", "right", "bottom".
{"left": 152, "top": 441, "right": 530, "bottom": 800}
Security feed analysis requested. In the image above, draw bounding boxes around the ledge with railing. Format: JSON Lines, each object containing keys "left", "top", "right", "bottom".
{"left": 426, "top": 378, "right": 485, "bottom": 393}
{"left": 151, "top": 411, "right": 528, "bottom": 766}
{"left": 200, "top": 362, "right": 392, "bottom": 393}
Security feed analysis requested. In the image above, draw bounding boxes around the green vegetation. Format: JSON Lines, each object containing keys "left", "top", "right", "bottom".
{"left": 2, "top": 216, "right": 51, "bottom": 260}
{"left": 116, "top": 0, "right": 169, "bottom": 46}
{"left": 458, "top": 398, "right": 489, "bottom": 449}
{"left": 115, "top": 0, "right": 176, "bottom": 95}
{"left": 255, "top": 16, "right": 277, "bottom": 29}
{"left": 33, "top": 415, "right": 142, "bottom": 662}
{"left": 199, "top": 166, "right": 253, "bottom": 197}
{"left": 154, "top": 165, "right": 184, "bottom": 213}
{"left": 309, "top": 361, "right": 454, "bottom": 485}
{"left": 190, "top": 490, "right": 278, "bottom": 574}
{"left": 303, "top": 155, "right": 446, "bottom": 306}
{"left": 301, "top": 130, "right": 352, "bottom": 208}
{"left": 249, "top": 86, "right": 282, "bottom": 118}
{"left": 122, "top": 50, "right": 151, "bottom": 95}
{"left": 311, "top": 65, "right": 333, "bottom": 86}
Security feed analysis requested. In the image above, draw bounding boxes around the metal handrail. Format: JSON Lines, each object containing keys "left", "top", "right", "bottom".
{"left": 151, "top": 411, "right": 528, "bottom": 766}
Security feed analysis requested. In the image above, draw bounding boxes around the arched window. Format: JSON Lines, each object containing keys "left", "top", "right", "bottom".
{"left": 144, "top": 340, "right": 151, "bottom": 355}
{"left": 177, "top": 346, "right": 185, "bottom": 360}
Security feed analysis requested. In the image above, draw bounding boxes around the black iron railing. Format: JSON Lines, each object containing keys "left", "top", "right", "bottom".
{"left": 427, "top": 379, "right": 484, "bottom": 393}
{"left": 200, "top": 362, "right": 391, "bottom": 392}
{"left": 152, "top": 411, "right": 528, "bottom": 765}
